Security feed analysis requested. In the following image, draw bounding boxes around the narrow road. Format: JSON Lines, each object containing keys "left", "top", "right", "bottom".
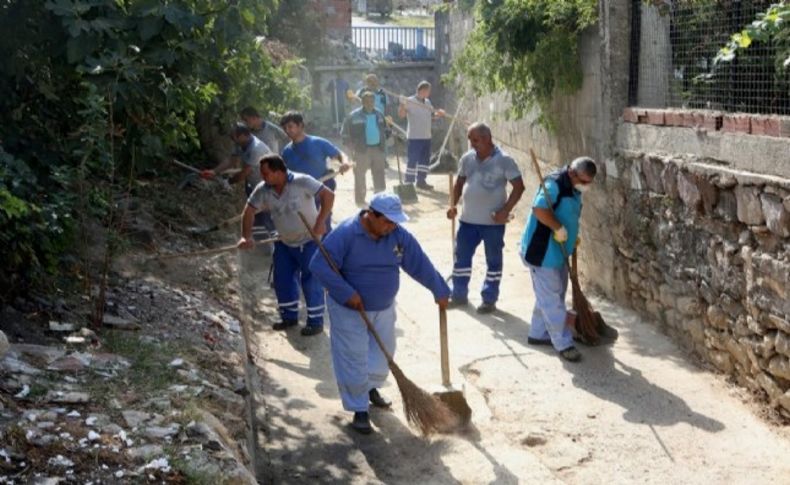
{"left": 243, "top": 156, "right": 790, "bottom": 484}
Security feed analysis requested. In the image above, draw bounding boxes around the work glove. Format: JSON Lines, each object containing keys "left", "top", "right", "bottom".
{"left": 553, "top": 226, "right": 568, "bottom": 243}
{"left": 200, "top": 169, "right": 215, "bottom": 180}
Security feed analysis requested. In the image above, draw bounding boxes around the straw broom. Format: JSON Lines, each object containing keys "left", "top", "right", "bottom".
{"left": 298, "top": 212, "right": 458, "bottom": 435}
{"left": 528, "top": 149, "right": 600, "bottom": 345}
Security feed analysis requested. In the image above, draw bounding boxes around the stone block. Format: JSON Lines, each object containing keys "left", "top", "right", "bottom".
{"left": 760, "top": 193, "right": 790, "bottom": 238}
{"left": 714, "top": 190, "right": 738, "bottom": 222}
{"left": 686, "top": 318, "right": 705, "bottom": 343}
{"left": 780, "top": 391, "right": 790, "bottom": 414}
{"left": 722, "top": 114, "right": 752, "bottom": 134}
{"left": 777, "top": 332, "right": 790, "bottom": 358}
{"left": 698, "top": 176, "right": 718, "bottom": 215}
{"left": 750, "top": 115, "right": 782, "bottom": 137}
{"left": 706, "top": 305, "right": 730, "bottom": 330}
{"left": 701, "top": 111, "right": 723, "bottom": 131}
{"left": 676, "top": 296, "right": 702, "bottom": 317}
{"left": 641, "top": 156, "right": 665, "bottom": 194}
{"left": 768, "top": 355, "right": 790, "bottom": 381}
{"left": 659, "top": 163, "right": 678, "bottom": 200}
{"left": 757, "top": 372, "right": 784, "bottom": 402}
{"left": 677, "top": 171, "right": 701, "bottom": 211}
{"left": 725, "top": 336, "right": 750, "bottom": 367}
{"left": 709, "top": 350, "right": 733, "bottom": 373}
{"left": 735, "top": 186, "right": 765, "bottom": 225}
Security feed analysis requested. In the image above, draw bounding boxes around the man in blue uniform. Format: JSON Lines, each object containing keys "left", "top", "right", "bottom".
{"left": 280, "top": 111, "right": 350, "bottom": 231}
{"left": 202, "top": 123, "right": 273, "bottom": 240}
{"left": 397, "top": 81, "right": 445, "bottom": 189}
{"left": 309, "top": 193, "right": 450, "bottom": 434}
{"left": 520, "top": 157, "right": 597, "bottom": 362}
{"left": 447, "top": 123, "right": 524, "bottom": 314}
{"left": 238, "top": 154, "right": 334, "bottom": 336}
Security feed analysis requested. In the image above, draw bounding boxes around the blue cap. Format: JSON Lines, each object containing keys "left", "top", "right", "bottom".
{"left": 369, "top": 192, "right": 409, "bottom": 224}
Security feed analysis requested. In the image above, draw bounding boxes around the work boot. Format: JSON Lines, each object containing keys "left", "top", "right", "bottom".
{"left": 447, "top": 298, "right": 469, "bottom": 309}
{"left": 416, "top": 181, "right": 434, "bottom": 190}
{"left": 351, "top": 411, "right": 372, "bottom": 434}
{"left": 272, "top": 319, "right": 297, "bottom": 331}
{"left": 476, "top": 302, "right": 496, "bottom": 314}
{"left": 369, "top": 388, "right": 392, "bottom": 408}
{"left": 300, "top": 325, "right": 323, "bottom": 337}
{"left": 559, "top": 346, "right": 582, "bottom": 362}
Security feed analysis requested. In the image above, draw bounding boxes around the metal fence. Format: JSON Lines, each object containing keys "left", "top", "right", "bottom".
{"left": 628, "top": 0, "right": 790, "bottom": 115}
{"left": 351, "top": 26, "right": 435, "bottom": 61}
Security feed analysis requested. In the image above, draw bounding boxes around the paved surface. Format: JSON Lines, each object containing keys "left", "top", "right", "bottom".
{"left": 244, "top": 159, "right": 790, "bottom": 484}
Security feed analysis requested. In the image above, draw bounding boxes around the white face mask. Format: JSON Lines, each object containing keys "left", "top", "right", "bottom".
{"left": 576, "top": 184, "right": 591, "bottom": 193}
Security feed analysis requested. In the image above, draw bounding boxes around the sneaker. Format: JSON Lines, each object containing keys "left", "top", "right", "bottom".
{"left": 415, "top": 181, "right": 434, "bottom": 190}
{"left": 527, "top": 337, "right": 553, "bottom": 346}
{"left": 447, "top": 298, "right": 469, "bottom": 309}
{"left": 559, "top": 346, "right": 582, "bottom": 362}
{"left": 272, "top": 319, "right": 297, "bottom": 331}
{"left": 369, "top": 388, "right": 392, "bottom": 408}
{"left": 351, "top": 411, "right": 372, "bottom": 434}
{"left": 476, "top": 302, "right": 496, "bottom": 314}
{"left": 300, "top": 325, "right": 323, "bottom": 337}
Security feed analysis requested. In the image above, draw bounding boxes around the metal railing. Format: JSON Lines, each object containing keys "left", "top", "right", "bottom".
{"left": 351, "top": 26, "right": 436, "bottom": 61}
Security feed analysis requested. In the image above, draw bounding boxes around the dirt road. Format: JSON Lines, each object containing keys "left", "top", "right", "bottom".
{"left": 240, "top": 164, "right": 790, "bottom": 484}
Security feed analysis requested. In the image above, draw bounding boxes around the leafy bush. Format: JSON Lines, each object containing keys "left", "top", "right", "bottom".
{"left": 448, "top": 0, "right": 598, "bottom": 127}
{"left": 0, "top": 0, "right": 305, "bottom": 300}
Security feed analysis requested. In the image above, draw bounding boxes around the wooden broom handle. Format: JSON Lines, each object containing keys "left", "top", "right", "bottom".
{"left": 154, "top": 236, "right": 279, "bottom": 260}
{"left": 297, "top": 212, "right": 395, "bottom": 364}
{"left": 439, "top": 308, "right": 450, "bottom": 387}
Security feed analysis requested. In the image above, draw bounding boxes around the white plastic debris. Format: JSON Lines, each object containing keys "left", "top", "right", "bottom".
{"left": 141, "top": 457, "right": 171, "bottom": 473}
{"left": 66, "top": 410, "right": 81, "bottom": 418}
{"left": 48, "top": 455, "right": 74, "bottom": 467}
{"left": 85, "top": 416, "right": 97, "bottom": 426}
{"left": 88, "top": 431, "right": 101, "bottom": 441}
{"left": 168, "top": 358, "right": 184, "bottom": 368}
{"left": 14, "top": 385, "right": 30, "bottom": 399}
{"left": 115, "top": 470, "right": 125, "bottom": 478}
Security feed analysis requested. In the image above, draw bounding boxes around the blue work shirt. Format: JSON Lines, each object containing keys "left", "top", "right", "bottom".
{"left": 282, "top": 135, "right": 341, "bottom": 180}
{"left": 520, "top": 167, "right": 581, "bottom": 268}
{"left": 309, "top": 213, "right": 451, "bottom": 311}
{"left": 365, "top": 113, "right": 381, "bottom": 146}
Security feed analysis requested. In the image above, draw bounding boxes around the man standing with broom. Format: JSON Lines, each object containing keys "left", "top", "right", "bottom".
{"left": 309, "top": 193, "right": 451, "bottom": 434}
{"left": 397, "top": 81, "right": 445, "bottom": 190}
{"left": 447, "top": 122, "right": 524, "bottom": 314}
{"left": 238, "top": 154, "right": 334, "bottom": 336}
{"left": 520, "top": 157, "right": 597, "bottom": 362}
{"left": 340, "top": 91, "right": 389, "bottom": 206}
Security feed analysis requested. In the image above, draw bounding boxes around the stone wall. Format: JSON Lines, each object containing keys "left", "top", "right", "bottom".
{"left": 609, "top": 122, "right": 790, "bottom": 418}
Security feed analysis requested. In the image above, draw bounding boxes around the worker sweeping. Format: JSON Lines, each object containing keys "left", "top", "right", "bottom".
{"left": 308, "top": 193, "right": 450, "bottom": 434}
{"left": 280, "top": 111, "right": 351, "bottom": 232}
{"left": 238, "top": 154, "right": 334, "bottom": 336}
{"left": 520, "top": 157, "right": 598, "bottom": 362}
{"left": 201, "top": 123, "right": 273, "bottom": 241}
{"left": 447, "top": 123, "right": 524, "bottom": 314}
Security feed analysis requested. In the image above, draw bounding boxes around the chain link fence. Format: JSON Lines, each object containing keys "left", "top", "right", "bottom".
{"left": 629, "top": 0, "right": 789, "bottom": 115}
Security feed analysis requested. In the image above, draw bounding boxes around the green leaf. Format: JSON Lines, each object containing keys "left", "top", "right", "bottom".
{"left": 66, "top": 36, "right": 94, "bottom": 64}
{"left": 241, "top": 8, "right": 255, "bottom": 26}
{"left": 138, "top": 16, "right": 164, "bottom": 41}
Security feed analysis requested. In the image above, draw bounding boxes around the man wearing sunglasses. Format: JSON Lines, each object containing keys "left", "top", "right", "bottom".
{"left": 520, "top": 157, "right": 597, "bottom": 363}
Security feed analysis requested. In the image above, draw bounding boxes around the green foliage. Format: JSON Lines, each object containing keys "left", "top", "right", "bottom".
{"left": 0, "top": 0, "right": 305, "bottom": 299}
{"left": 448, "top": 0, "right": 598, "bottom": 127}
{"left": 714, "top": 3, "right": 790, "bottom": 71}
{"left": 267, "top": 0, "right": 326, "bottom": 60}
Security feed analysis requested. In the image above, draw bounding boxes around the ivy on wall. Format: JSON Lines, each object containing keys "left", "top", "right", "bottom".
{"left": 448, "top": 0, "right": 598, "bottom": 128}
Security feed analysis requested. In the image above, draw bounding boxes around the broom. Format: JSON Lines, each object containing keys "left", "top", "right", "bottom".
{"left": 528, "top": 149, "right": 600, "bottom": 345}
{"left": 297, "top": 212, "right": 458, "bottom": 435}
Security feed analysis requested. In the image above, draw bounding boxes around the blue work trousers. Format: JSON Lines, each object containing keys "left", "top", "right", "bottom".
{"left": 451, "top": 222, "right": 505, "bottom": 304}
{"left": 327, "top": 298, "right": 396, "bottom": 412}
{"left": 406, "top": 139, "right": 431, "bottom": 184}
{"left": 527, "top": 264, "right": 574, "bottom": 351}
{"left": 273, "top": 241, "right": 325, "bottom": 327}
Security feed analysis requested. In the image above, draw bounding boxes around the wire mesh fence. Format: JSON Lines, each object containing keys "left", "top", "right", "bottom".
{"left": 629, "top": 0, "right": 790, "bottom": 115}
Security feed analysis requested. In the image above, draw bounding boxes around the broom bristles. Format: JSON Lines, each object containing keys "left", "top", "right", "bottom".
{"left": 571, "top": 275, "right": 600, "bottom": 345}
{"left": 389, "top": 362, "right": 460, "bottom": 435}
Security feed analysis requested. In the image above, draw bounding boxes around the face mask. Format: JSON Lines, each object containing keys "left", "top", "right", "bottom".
{"left": 576, "top": 184, "right": 591, "bottom": 193}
